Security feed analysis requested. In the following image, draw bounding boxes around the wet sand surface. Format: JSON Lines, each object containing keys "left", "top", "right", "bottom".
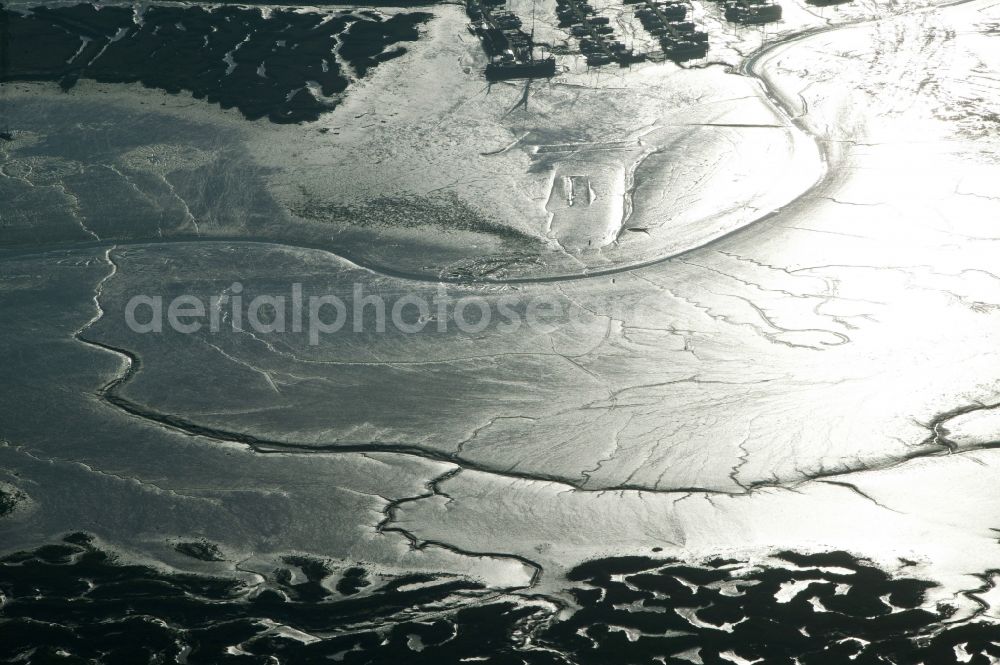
{"left": 3, "top": 0, "right": 1000, "bottom": 661}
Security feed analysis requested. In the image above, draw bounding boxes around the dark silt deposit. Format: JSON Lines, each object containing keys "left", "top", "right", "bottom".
{"left": 0, "top": 4, "right": 430, "bottom": 123}
{"left": 2, "top": 536, "right": 999, "bottom": 664}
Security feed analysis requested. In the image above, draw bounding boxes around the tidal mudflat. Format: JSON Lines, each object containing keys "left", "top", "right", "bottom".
{"left": 2, "top": 0, "right": 1000, "bottom": 662}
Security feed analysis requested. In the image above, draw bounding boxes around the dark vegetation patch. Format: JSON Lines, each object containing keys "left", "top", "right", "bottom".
{"left": 174, "top": 539, "right": 226, "bottom": 562}
{"left": 204, "top": 0, "right": 441, "bottom": 5}
{"left": 0, "top": 4, "right": 431, "bottom": 123}
{"left": 0, "top": 534, "right": 500, "bottom": 664}
{"left": 548, "top": 551, "right": 1000, "bottom": 664}
{"left": 2, "top": 536, "right": 999, "bottom": 664}
{"left": 336, "top": 566, "right": 372, "bottom": 596}
{"left": 0, "top": 487, "right": 24, "bottom": 517}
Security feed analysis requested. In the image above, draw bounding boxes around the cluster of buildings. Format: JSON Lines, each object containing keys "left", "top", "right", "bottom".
{"left": 558, "top": 0, "right": 646, "bottom": 65}
{"left": 631, "top": 0, "right": 710, "bottom": 61}
{"left": 467, "top": 0, "right": 556, "bottom": 79}
{"left": 719, "top": 0, "right": 783, "bottom": 24}
{"left": 466, "top": 0, "right": 835, "bottom": 79}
